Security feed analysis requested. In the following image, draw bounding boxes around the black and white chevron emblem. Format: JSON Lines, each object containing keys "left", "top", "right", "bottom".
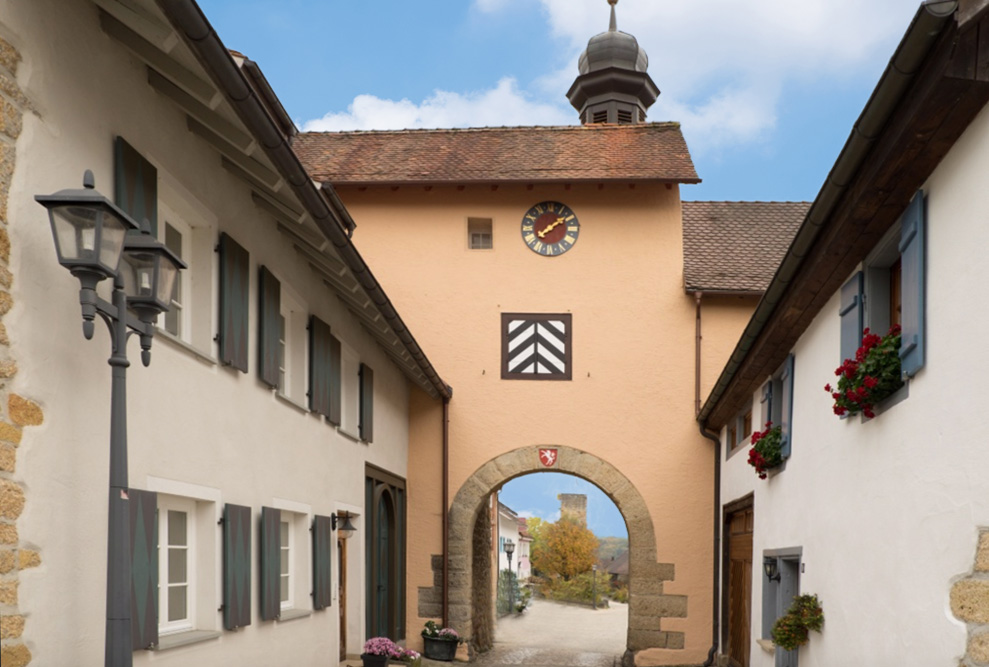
{"left": 505, "top": 317, "right": 569, "bottom": 376}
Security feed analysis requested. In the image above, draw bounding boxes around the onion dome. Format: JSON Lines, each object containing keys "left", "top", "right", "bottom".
{"left": 567, "top": 0, "right": 659, "bottom": 125}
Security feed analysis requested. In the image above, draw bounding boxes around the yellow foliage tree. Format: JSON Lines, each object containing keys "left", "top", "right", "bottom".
{"left": 531, "top": 517, "right": 599, "bottom": 580}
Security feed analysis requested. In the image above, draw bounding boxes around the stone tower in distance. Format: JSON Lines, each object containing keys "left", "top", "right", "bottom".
{"left": 559, "top": 493, "right": 588, "bottom": 527}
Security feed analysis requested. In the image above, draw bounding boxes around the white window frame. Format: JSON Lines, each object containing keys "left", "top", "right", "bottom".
{"left": 278, "top": 286, "right": 308, "bottom": 405}
{"left": 160, "top": 216, "right": 192, "bottom": 341}
{"left": 272, "top": 499, "right": 312, "bottom": 616}
{"left": 467, "top": 217, "right": 493, "bottom": 250}
{"left": 280, "top": 518, "right": 293, "bottom": 610}
{"left": 158, "top": 495, "right": 197, "bottom": 636}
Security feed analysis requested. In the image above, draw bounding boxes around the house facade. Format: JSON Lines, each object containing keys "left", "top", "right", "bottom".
{"left": 0, "top": 0, "right": 448, "bottom": 665}
{"left": 700, "top": 3, "right": 989, "bottom": 666}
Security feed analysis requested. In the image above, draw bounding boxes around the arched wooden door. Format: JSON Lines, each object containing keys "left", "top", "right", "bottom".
{"left": 366, "top": 467, "right": 406, "bottom": 642}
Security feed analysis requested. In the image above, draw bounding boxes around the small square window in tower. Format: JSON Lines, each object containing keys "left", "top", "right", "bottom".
{"left": 468, "top": 217, "right": 493, "bottom": 249}
{"left": 501, "top": 313, "right": 572, "bottom": 380}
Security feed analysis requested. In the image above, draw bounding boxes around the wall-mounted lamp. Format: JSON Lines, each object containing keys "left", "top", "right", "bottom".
{"left": 764, "top": 557, "right": 781, "bottom": 582}
{"left": 333, "top": 512, "right": 356, "bottom": 539}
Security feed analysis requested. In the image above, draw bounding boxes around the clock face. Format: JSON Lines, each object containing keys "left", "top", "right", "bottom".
{"left": 521, "top": 201, "right": 580, "bottom": 256}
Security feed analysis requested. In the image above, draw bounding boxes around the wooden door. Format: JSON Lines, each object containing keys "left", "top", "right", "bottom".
{"left": 727, "top": 507, "right": 753, "bottom": 667}
{"left": 338, "top": 538, "right": 347, "bottom": 661}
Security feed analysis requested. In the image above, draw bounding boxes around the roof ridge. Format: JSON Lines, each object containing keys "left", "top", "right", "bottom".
{"left": 297, "top": 122, "right": 682, "bottom": 137}
{"left": 684, "top": 200, "right": 812, "bottom": 205}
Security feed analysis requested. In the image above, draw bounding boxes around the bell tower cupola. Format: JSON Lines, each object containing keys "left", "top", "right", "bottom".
{"left": 566, "top": 0, "right": 659, "bottom": 125}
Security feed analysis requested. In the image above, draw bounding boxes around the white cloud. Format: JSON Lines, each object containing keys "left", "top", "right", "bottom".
{"left": 302, "top": 77, "right": 574, "bottom": 132}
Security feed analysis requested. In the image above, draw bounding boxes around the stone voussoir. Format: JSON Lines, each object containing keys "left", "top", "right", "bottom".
{"left": 976, "top": 531, "right": 989, "bottom": 572}
{"left": 951, "top": 578, "right": 989, "bottom": 624}
{"left": 8, "top": 394, "right": 42, "bottom": 427}
{"left": 627, "top": 629, "right": 669, "bottom": 651}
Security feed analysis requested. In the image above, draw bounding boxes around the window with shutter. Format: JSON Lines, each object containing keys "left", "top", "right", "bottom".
{"left": 260, "top": 507, "right": 281, "bottom": 621}
{"left": 218, "top": 233, "right": 250, "bottom": 372}
{"left": 223, "top": 504, "right": 252, "bottom": 630}
{"left": 158, "top": 496, "right": 197, "bottom": 636}
{"left": 898, "top": 191, "right": 926, "bottom": 377}
{"left": 114, "top": 136, "right": 157, "bottom": 235}
{"left": 258, "top": 267, "right": 281, "bottom": 389}
{"left": 839, "top": 272, "right": 864, "bottom": 365}
{"left": 360, "top": 363, "right": 374, "bottom": 442}
{"left": 129, "top": 488, "right": 159, "bottom": 651}
{"left": 779, "top": 355, "right": 795, "bottom": 460}
{"left": 312, "top": 515, "right": 334, "bottom": 610}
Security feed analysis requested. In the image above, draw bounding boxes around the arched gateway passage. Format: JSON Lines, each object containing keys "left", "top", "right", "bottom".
{"left": 442, "top": 445, "right": 686, "bottom": 659}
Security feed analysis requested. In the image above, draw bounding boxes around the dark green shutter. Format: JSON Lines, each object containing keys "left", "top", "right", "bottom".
{"left": 219, "top": 233, "right": 250, "bottom": 373}
{"left": 780, "top": 354, "right": 795, "bottom": 459}
{"left": 360, "top": 363, "right": 374, "bottom": 442}
{"left": 312, "top": 515, "right": 334, "bottom": 610}
{"left": 114, "top": 137, "right": 157, "bottom": 235}
{"left": 839, "top": 271, "right": 864, "bottom": 363}
{"left": 223, "top": 504, "right": 252, "bottom": 630}
{"left": 260, "top": 506, "right": 281, "bottom": 621}
{"left": 396, "top": 488, "right": 406, "bottom": 639}
{"left": 258, "top": 267, "right": 281, "bottom": 388}
{"left": 309, "top": 317, "right": 341, "bottom": 422}
{"left": 899, "top": 190, "right": 926, "bottom": 378}
{"left": 129, "top": 488, "right": 158, "bottom": 650}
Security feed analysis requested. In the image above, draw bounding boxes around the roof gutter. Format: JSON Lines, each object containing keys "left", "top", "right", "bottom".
{"left": 154, "top": 0, "right": 452, "bottom": 401}
{"left": 697, "top": 1, "right": 956, "bottom": 427}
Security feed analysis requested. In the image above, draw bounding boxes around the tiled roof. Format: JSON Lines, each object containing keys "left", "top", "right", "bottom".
{"left": 293, "top": 123, "right": 699, "bottom": 185}
{"left": 682, "top": 201, "right": 809, "bottom": 293}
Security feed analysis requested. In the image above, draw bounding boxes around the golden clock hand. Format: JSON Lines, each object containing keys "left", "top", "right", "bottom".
{"left": 537, "top": 217, "right": 566, "bottom": 239}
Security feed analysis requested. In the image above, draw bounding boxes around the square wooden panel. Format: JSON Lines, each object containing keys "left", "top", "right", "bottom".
{"left": 501, "top": 313, "right": 572, "bottom": 381}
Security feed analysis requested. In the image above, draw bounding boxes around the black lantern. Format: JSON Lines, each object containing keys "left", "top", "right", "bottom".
{"left": 333, "top": 513, "right": 357, "bottom": 539}
{"left": 764, "top": 557, "right": 781, "bottom": 582}
{"left": 35, "top": 170, "right": 139, "bottom": 289}
{"left": 119, "top": 224, "right": 186, "bottom": 325}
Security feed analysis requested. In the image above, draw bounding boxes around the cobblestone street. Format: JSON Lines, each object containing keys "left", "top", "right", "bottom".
{"left": 468, "top": 598, "right": 628, "bottom": 666}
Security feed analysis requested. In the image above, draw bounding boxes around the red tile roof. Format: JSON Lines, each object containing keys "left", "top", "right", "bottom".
{"left": 682, "top": 201, "right": 809, "bottom": 293}
{"left": 293, "top": 123, "right": 699, "bottom": 185}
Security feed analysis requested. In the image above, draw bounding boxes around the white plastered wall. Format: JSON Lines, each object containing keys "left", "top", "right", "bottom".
{"left": 718, "top": 102, "right": 989, "bottom": 667}
{"left": 1, "top": 0, "right": 412, "bottom": 664}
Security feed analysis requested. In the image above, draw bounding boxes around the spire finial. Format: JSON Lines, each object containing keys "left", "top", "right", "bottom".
{"left": 608, "top": 0, "right": 618, "bottom": 31}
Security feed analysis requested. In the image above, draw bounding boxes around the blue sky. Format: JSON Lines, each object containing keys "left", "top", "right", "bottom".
{"left": 498, "top": 473, "right": 627, "bottom": 539}
{"left": 197, "top": 0, "right": 922, "bottom": 202}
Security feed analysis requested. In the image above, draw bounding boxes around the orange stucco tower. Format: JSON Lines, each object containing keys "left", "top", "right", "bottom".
{"left": 294, "top": 2, "right": 802, "bottom": 663}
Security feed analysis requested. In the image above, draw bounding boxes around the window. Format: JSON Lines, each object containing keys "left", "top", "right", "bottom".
{"left": 279, "top": 288, "right": 307, "bottom": 404}
{"left": 501, "top": 313, "right": 573, "bottom": 381}
{"left": 727, "top": 404, "right": 753, "bottom": 453}
{"left": 161, "top": 219, "right": 189, "bottom": 338}
{"left": 762, "top": 548, "right": 802, "bottom": 666}
{"left": 468, "top": 217, "right": 493, "bottom": 249}
{"left": 280, "top": 519, "right": 293, "bottom": 610}
{"left": 159, "top": 495, "right": 196, "bottom": 635}
{"left": 261, "top": 503, "right": 311, "bottom": 620}
{"left": 340, "top": 343, "right": 361, "bottom": 438}
{"left": 840, "top": 190, "right": 926, "bottom": 378}
{"left": 761, "top": 355, "right": 794, "bottom": 461}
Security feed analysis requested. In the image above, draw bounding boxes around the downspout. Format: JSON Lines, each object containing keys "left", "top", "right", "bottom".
{"left": 695, "top": 292, "right": 703, "bottom": 416}
{"left": 442, "top": 397, "right": 450, "bottom": 627}
{"left": 699, "top": 422, "right": 722, "bottom": 667}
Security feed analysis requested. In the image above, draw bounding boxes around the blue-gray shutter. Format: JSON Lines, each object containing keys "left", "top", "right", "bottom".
{"left": 223, "top": 503, "right": 252, "bottom": 630}
{"left": 260, "top": 506, "right": 281, "bottom": 621}
{"left": 309, "top": 317, "right": 342, "bottom": 423}
{"left": 839, "top": 271, "right": 864, "bottom": 363}
{"left": 780, "top": 354, "right": 795, "bottom": 459}
{"left": 360, "top": 363, "right": 374, "bottom": 442}
{"left": 219, "top": 233, "right": 250, "bottom": 372}
{"left": 114, "top": 136, "right": 157, "bottom": 236}
{"left": 129, "top": 488, "right": 158, "bottom": 650}
{"left": 899, "top": 190, "right": 926, "bottom": 378}
{"left": 312, "top": 515, "right": 334, "bottom": 610}
{"left": 258, "top": 267, "right": 281, "bottom": 389}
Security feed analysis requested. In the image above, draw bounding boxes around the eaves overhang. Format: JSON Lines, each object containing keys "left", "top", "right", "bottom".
{"left": 698, "top": 1, "right": 989, "bottom": 430}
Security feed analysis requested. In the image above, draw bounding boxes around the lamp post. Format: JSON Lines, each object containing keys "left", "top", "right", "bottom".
{"left": 592, "top": 564, "right": 598, "bottom": 610}
{"left": 504, "top": 539, "right": 515, "bottom": 613}
{"left": 36, "top": 171, "right": 185, "bottom": 667}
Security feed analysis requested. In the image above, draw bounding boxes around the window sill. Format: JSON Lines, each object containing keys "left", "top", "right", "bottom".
{"left": 275, "top": 391, "right": 310, "bottom": 415}
{"left": 153, "top": 629, "right": 221, "bottom": 651}
{"left": 277, "top": 608, "right": 312, "bottom": 623}
{"left": 863, "top": 381, "right": 910, "bottom": 421}
{"left": 153, "top": 328, "right": 217, "bottom": 366}
{"left": 755, "top": 638, "right": 775, "bottom": 653}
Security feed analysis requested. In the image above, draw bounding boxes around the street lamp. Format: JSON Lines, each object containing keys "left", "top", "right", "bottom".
{"left": 504, "top": 539, "right": 515, "bottom": 613}
{"left": 592, "top": 564, "right": 598, "bottom": 610}
{"left": 36, "top": 170, "right": 186, "bottom": 667}
{"left": 764, "top": 557, "right": 781, "bottom": 582}
{"left": 333, "top": 512, "right": 357, "bottom": 540}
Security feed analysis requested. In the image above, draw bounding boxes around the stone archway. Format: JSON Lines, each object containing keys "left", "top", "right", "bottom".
{"left": 444, "top": 445, "right": 685, "bottom": 659}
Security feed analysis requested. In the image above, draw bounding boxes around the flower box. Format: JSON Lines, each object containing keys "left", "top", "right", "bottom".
{"left": 826, "top": 325, "right": 903, "bottom": 419}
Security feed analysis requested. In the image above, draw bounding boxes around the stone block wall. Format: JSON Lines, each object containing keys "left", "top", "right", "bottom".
{"left": 0, "top": 34, "right": 42, "bottom": 667}
{"left": 953, "top": 530, "right": 989, "bottom": 666}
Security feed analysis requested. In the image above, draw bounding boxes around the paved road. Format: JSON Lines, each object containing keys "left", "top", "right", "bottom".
{"left": 468, "top": 598, "right": 628, "bottom": 667}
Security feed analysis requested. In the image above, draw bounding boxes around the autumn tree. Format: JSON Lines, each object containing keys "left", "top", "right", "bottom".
{"left": 526, "top": 517, "right": 548, "bottom": 576}
{"left": 531, "top": 517, "right": 599, "bottom": 580}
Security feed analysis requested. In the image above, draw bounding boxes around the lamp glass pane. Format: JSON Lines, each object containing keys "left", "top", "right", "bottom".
{"left": 51, "top": 205, "right": 99, "bottom": 262}
{"left": 156, "top": 259, "right": 179, "bottom": 307}
{"left": 97, "top": 212, "right": 128, "bottom": 273}
{"left": 119, "top": 250, "right": 157, "bottom": 301}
